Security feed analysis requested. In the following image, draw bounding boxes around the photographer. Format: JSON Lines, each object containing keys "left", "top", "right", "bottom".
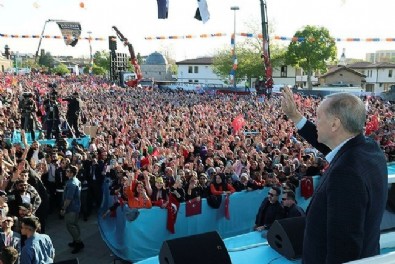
{"left": 43, "top": 88, "right": 61, "bottom": 139}
{"left": 18, "top": 93, "right": 38, "bottom": 142}
{"left": 62, "top": 92, "right": 83, "bottom": 138}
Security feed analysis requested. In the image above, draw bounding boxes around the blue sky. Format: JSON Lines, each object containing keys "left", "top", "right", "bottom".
{"left": 0, "top": 0, "right": 394, "bottom": 61}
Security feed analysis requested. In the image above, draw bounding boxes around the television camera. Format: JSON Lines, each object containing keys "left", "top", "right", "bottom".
{"left": 20, "top": 92, "right": 36, "bottom": 115}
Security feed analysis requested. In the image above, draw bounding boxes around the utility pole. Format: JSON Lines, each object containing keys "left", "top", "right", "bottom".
{"left": 87, "top": 31, "right": 93, "bottom": 74}
{"left": 231, "top": 6, "right": 239, "bottom": 89}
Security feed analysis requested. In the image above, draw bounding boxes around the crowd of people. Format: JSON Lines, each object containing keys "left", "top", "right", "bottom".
{"left": 0, "top": 72, "right": 393, "bottom": 263}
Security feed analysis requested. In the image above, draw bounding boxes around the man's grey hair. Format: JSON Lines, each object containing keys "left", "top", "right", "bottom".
{"left": 324, "top": 92, "right": 366, "bottom": 134}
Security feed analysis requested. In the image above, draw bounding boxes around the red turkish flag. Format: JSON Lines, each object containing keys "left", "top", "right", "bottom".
{"left": 232, "top": 115, "right": 245, "bottom": 133}
{"left": 185, "top": 197, "right": 202, "bottom": 217}
{"left": 224, "top": 195, "right": 230, "bottom": 220}
{"left": 166, "top": 194, "right": 180, "bottom": 234}
{"left": 365, "top": 115, "right": 379, "bottom": 135}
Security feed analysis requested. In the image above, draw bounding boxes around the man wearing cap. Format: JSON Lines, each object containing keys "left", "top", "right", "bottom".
{"left": 0, "top": 217, "right": 21, "bottom": 253}
{"left": 60, "top": 165, "right": 84, "bottom": 253}
{"left": 65, "top": 150, "right": 73, "bottom": 158}
{"left": 20, "top": 217, "right": 55, "bottom": 264}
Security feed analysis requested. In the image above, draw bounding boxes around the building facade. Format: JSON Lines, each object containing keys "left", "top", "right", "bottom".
{"left": 366, "top": 50, "right": 395, "bottom": 63}
{"left": 0, "top": 56, "right": 12, "bottom": 72}
{"left": 319, "top": 66, "right": 365, "bottom": 87}
{"left": 175, "top": 57, "right": 298, "bottom": 87}
{"left": 141, "top": 52, "right": 172, "bottom": 81}
{"left": 348, "top": 62, "right": 395, "bottom": 93}
{"left": 176, "top": 57, "right": 224, "bottom": 85}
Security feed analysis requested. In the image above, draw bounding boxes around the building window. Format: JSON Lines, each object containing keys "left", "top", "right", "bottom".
{"left": 379, "top": 83, "right": 383, "bottom": 87}
{"left": 158, "top": 72, "right": 161, "bottom": 75}
{"left": 389, "top": 70, "right": 393, "bottom": 78}
{"left": 188, "top": 66, "right": 193, "bottom": 73}
{"left": 194, "top": 80, "right": 199, "bottom": 83}
{"left": 188, "top": 79, "right": 193, "bottom": 83}
{"left": 194, "top": 66, "right": 199, "bottom": 73}
{"left": 281, "top": 65, "right": 287, "bottom": 77}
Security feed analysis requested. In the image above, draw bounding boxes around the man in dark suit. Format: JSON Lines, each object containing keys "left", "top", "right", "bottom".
{"left": 282, "top": 190, "right": 305, "bottom": 218}
{"left": 254, "top": 186, "right": 284, "bottom": 231}
{"left": 282, "top": 88, "right": 388, "bottom": 263}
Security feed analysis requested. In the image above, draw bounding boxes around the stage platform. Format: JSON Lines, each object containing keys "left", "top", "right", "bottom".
{"left": 136, "top": 231, "right": 395, "bottom": 264}
{"left": 8, "top": 130, "right": 90, "bottom": 149}
{"left": 98, "top": 163, "right": 395, "bottom": 263}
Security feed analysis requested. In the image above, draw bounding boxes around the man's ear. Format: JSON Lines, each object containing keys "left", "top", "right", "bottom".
{"left": 331, "top": 116, "right": 342, "bottom": 132}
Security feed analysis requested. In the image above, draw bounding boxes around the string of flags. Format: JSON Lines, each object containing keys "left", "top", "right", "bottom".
{"left": 0, "top": 33, "right": 104, "bottom": 41}
{"left": 144, "top": 33, "right": 395, "bottom": 42}
{"left": 145, "top": 33, "right": 227, "bottom": 40}
{"left": 2, "top": 32, "right": 395, "bottom": 42}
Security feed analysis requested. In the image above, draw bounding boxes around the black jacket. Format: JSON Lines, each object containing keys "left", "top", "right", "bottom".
{"left": 255, "top": 197, "right": 283, "bottom": 228}
{"left": 299, "top": 120, "right": 388, "bottom": 264}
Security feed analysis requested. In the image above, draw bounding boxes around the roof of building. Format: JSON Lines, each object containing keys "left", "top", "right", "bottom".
{"left": 348, "top": 61, "right": 395, "bottom": 69}
{"left": 145, "top": 52, "right": 168, "bottom": 65}
{"left": 176, "top": 57, "right": 213, "bottom": 65}
{"left": 320, "top": 65, "right": 366, "bottom": 78}
{"left": 347, "top": 61, "right": 372, "bottom": 68}
{"left": 374, "top": 62, "right": 395, "bottom": 68}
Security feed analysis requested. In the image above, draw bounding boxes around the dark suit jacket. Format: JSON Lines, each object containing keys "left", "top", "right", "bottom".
{"left": 86, "top": 161, "right": 105, "bottom": 185}
{"left": 299, "top": 120, "right": 388, "bottom": 264}
{"left": 255, "top": 197, "right": 284, "bottom": 228}
{"left": 284, "top": 203, "right": 306, "bottom": 218}
{"left": 0, "top": 231, "right": 21, "bottom": 252}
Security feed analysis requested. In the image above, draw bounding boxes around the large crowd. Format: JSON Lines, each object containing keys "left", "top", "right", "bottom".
{"left": 0, "top": 72, "right": 393, "bottom": 263}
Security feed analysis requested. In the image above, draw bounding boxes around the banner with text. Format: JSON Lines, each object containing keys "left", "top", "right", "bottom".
{"left": 56, "top": 21, "right": 81, "bottom": 47}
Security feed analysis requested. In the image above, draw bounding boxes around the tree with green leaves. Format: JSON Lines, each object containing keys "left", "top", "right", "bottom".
{"left": 38, "top": 52, "right": 55, "bottom": 69}
{"left": 212, "top": 37, "right": 286, "bottom": 85}
{"left": 23, "top": 58, "right": 41, "bottom": 72}
{"left": 92, "top": 64, "right": 107, "bottom": 76}
{"left": 93, "top": 50, "right": 110, "bottom": 74}
{"left": 52, "top": 63, "right": 70, "bottom": 76}
{"left": 285, "top": 25, "right": 337, "bottom": 89}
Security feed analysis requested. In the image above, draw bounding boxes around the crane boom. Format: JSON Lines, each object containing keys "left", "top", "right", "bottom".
{"left": 112, "top": 26, "right": 143, "bottom": 87}
{"left": 260, "top": 0, "right": 273, "bottom": 96}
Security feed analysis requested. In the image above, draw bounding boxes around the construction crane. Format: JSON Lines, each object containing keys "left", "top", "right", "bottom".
{"left": 259, "top": 0, "right": 273, "bottom": 96}
{"left": 112, "top": 26, "right": 143, "bottom": 87}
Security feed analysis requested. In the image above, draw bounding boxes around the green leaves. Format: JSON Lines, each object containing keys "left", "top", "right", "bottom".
{"left": 212, "top": 39, "right": 287, "bottom": 84}
{"left": 285, "top": 25, "right": 337, "bottom": 88}
{"left": 52, "top": 63, "right": 70, "bottom": 75}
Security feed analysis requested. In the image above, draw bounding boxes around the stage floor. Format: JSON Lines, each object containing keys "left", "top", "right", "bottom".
{"left": 136, "top": 231, "right": 395, "bottom": 264}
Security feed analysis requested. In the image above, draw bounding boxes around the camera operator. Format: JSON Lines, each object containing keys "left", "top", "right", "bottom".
{"left": 62, "top": 92, "right": 83, "bottom": 138}
{"left": 18, "top": 92, "right": 38, "bottom": 141}
{"left": 43, "top": 87, "right": 61, "bottom": 139}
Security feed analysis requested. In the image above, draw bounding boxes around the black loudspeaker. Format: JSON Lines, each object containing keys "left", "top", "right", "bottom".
{"left": 267, "top": 217, "right": 306, "bottom": 260}
{"left": 159, "top": 231, "right": 231, "bottom": 264}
